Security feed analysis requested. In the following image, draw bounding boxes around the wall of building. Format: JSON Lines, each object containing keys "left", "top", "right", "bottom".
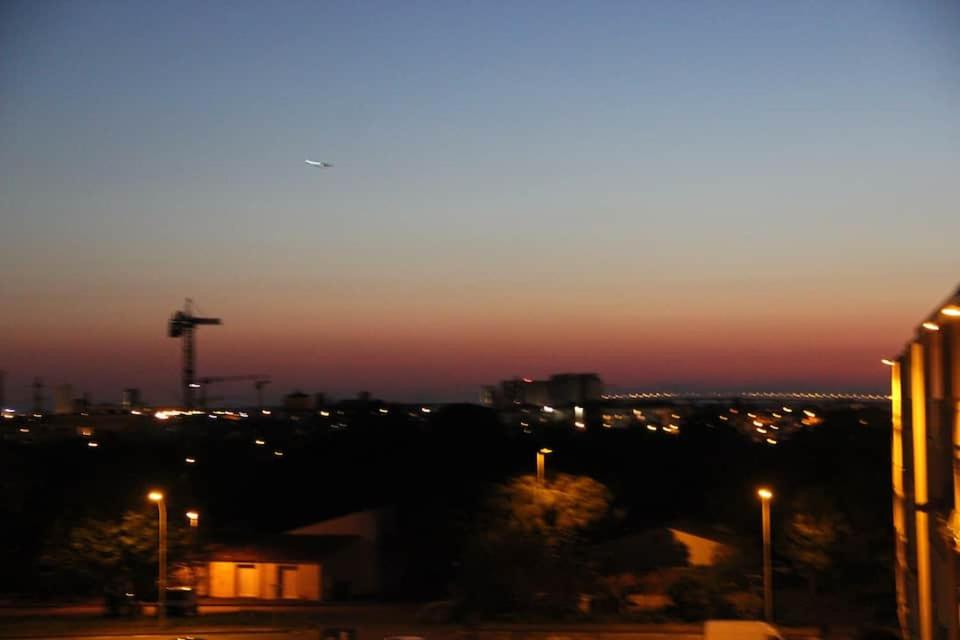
{"left": 321, "top": 538, "right": 379, "bottom": 598}
{"left": 890, "top": 287, "right": 960, "bottom": 640}
{"left": 207, "top": 561, "right": 321, "bottom": 600}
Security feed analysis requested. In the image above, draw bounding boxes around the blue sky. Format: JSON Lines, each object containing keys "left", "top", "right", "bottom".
{"left": 2, "top": 1, "right": 959, "bottom": 404}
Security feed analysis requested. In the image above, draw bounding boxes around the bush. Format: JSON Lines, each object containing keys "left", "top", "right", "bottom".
{"left": 667, "top": 575, "right": 715, "bottom": 620}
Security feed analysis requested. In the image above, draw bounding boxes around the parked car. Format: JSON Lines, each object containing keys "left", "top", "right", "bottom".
{"left": 164, "top": 586, "right": 198, "bottom": 616}
{"left": 704, "top": 620, "right": 784, "bottom": 640}
{"left": 103, "top": 588, "right": 141, "bottom": 617}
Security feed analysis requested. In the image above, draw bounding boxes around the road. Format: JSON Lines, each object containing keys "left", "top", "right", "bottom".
{"left": 48, "top": 633, "right": 702, "bottom": 640}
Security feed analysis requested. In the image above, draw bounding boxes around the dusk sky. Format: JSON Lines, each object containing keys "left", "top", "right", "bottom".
{"left": 2, "top": 1, "right": 959, "bottom": 405}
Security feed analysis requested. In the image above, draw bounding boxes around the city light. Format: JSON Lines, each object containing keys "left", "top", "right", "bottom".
{"left": 757, "top": 488, "right": 773, "bottom": 500}
{"left": 185, "top": 511, "right": 199, "bottom": 527}
{"left": 185, "top": 457, "right": 196, "bottom": 464}
{"left": 148, "top": 491, "right": 164, "bottom": 502}
{"left": 87, "top": 441, "right": 99, "bottom": 448}
{"left": 273, "top": 450, "right": 284, "bottom": 457}
{"left": 254, "top": 439, "right": 265, "bottom": 445}
{"left": 921, "top": 322, "right": 939, "bottom": 331}
{"left": 941, "top": 305, "right": 960, "bottom": 317}
{"left": 542, "top": 405, "right": 555, "bottom": 413}
{"left": 421, "top": 407, "right": 431, "bottom": 413}
{"left": 881, "top": 359, "right": 896, "bottom": 366}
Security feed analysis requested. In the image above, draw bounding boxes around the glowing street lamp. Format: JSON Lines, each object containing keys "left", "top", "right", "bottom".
{"left": 757, "top": 488, "right": 774, "bottom": 622}
{"left": 185, "top": 510, "right": 199, "bottom": 528}
{"left": 881, "top": 359, "right": 896, "bottom": 367}
{"left": 147, "top": 491, "right": 167, "bottom": 622}
{"left": 536, "top": 448, "right": 552, "bottom": 483}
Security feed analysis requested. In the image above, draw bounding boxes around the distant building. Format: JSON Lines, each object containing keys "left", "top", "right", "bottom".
{"left": 888, "top": 284, "right": 960, "bottom": 640}
{"left": 283, "top": 390, "right": 311, "bottom": 413}
{"left": 121, "top": 388, "right": 142, "bottom": 411}
{"left": 547, "top": 373, "right": 604, "bottom": 406}
{"left": 53, "top": 384, "right": 75, "bottom": 415}
{"left": 481, "top": 373, "right": 603, "bottom": 409}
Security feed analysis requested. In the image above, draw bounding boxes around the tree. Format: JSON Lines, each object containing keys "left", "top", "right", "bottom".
{"left": 457, "top": 473, "right": 612, "bottom": 618}
{"left": 782, "top": 491, "right": 849, "bottom": 595}
{"left": 37, "top": 508, "right": 192, "bottom": 597}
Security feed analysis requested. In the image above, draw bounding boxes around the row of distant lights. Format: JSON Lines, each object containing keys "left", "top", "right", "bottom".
{"left": 716, "top": 406, "right": 818, "bottom": 446}
{"left": 602, "top": 392, "right": 889, "bottom": 401}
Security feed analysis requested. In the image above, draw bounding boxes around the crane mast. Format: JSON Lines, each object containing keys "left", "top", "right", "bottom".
{"left": 168, "top": 299, "right": 221, "bottom": 409}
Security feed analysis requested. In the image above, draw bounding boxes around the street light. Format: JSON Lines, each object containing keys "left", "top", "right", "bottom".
{"left": 536, "top": 448, "right": 552, "bottom": 483}
{"left": 185, "top": 510, "right": 199, "bottom": 528}
{"left": 148, "top": 491, "right": 167, "bottom": 622}
{"left": 757, "top": 487, "right": 773, "bottom": 622}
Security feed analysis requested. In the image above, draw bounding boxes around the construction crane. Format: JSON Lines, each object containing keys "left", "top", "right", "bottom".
{"left": 197, "top": 375, "right": 271, "bottom": 409}
{"left": 168, "top": 299, "right": 221, "bottom": 409}
{"left": 254, "top": 379, "right": 271, "bottom": 410}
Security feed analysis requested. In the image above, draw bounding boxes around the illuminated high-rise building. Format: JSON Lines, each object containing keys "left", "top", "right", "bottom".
{"left": 888, "top": 284, "right": 960, "bottom": 640}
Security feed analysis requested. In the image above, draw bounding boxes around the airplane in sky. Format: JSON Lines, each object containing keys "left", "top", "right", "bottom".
{"left": 305, "top": 159, "right": 333, "bottom": 168}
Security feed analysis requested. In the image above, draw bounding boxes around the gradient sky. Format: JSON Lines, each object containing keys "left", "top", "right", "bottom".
{"left": 2, "top": 0, "right": 959, "bottom": 406}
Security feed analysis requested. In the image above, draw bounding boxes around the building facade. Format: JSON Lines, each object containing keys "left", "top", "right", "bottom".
{"left": 481, "top": 373, "right": 603, "bottom": 409}
{"left": 889, "top": 284, "right": 960, "bottom": 640}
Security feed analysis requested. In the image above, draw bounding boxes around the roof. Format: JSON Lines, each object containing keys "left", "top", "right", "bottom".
{"left": 204, "top": 534, "right": 361, "bottom": 564}
{"left": 895, "top": 283, "right": 960, "bottom": 357}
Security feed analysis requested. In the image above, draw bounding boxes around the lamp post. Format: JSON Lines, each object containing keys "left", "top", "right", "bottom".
{"left": 148, "top": 491, "right": 166, "bottom": 622}
{"left": 536, "top": 448, "right": 552, "bottom": 483}
{"left": 757, "top": 487, "right": 773, "bottom": 622}
{"left": 185, "top": 510, "right": 200, "bottom": 591}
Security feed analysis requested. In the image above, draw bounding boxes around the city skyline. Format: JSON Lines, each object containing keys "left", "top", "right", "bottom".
{"left": 3, "top": 1, "right": 959, "bottom": 404}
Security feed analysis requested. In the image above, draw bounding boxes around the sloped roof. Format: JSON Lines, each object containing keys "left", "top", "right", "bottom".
{"left": 205, "top": 534, "right": 361, "bottom": 564}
